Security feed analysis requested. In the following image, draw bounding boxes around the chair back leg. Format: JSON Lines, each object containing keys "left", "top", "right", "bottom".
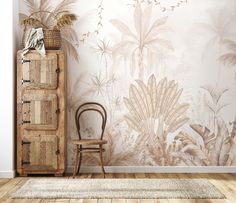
{"left": 99, "top": 144, "right": 106, "bottom": 178}
{"left": 73, "top": 146, "right": 83, "bottom": 178}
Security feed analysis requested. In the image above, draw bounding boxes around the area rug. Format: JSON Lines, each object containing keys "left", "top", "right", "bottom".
{"left": 12, "top": 178, "right": 225, "bottom": 199}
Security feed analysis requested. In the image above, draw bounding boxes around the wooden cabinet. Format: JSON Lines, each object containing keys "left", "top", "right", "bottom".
{"left": 17, "top": 50, "right": 66, "bottom": 176}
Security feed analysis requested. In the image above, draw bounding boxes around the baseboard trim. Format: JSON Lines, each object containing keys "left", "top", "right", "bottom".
{"left": 66, "top": 166, "right": 236, "bottom": 173}
{"left": 0, "top": 170, "right": 15, "bottom": 178}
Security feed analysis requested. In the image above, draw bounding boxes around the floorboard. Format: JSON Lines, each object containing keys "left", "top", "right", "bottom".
{"left": 0, "top": 173, "right": 235, "bottom": 203}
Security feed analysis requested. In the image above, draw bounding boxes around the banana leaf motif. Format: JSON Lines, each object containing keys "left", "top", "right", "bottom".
{"left": 175, "top": 118, "right": 234, "bottom": 166}
{"left": 124, "top": 74, "right": 189, "bottom": 137}
{"left": 124, "top": 74, "right": 189, "bottom": 165}
{"left": 211, "top": 118, "right": 231, "bottom": 166}
{"left": 191, "top": 119, "right": 231, "bottom": 166}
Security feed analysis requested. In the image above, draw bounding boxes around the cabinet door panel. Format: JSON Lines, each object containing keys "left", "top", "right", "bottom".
{"left": 22, "top": 134, "right": 58, "bottom": 171}
{"left": 22, "top": 53, "right": 58, "bottom": 89}
{"left": 22, "top": 93, "right": 58, "bottom": 130}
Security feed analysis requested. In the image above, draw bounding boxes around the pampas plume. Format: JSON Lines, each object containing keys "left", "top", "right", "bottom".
{"left": 54, "top": 12, "right": 77, "bottom": 30}
{"left": 21, "top": 17, "right": 41, "bottom": 27}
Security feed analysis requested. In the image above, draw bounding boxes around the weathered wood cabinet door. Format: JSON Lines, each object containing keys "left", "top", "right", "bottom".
{"left": 17, "top": 50, "right": 66, "bottom": 176}
{"left": 21, "top": 53, "right": 58, "bottom": 89}
{"left": 22, "top": 134, "right": 58, "bottom": 171}
{"left": 22, "top": 93, "right": 58, "bottom": 130}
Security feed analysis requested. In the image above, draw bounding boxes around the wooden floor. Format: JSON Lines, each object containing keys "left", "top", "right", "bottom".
{"left": 0, "top": 173, "right": 236, "bottom": 203}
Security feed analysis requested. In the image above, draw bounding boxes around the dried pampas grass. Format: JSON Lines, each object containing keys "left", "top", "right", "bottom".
{"left": 54, "top": 12, "right": 77, "bottom": 30}
{"left": 20, "top": 11, "right": 77, "bottom": 30}
{"left": 21, "top": 17, "right": 41, "bottom": 27}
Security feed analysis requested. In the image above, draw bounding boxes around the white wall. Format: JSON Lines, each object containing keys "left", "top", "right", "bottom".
{"left": 0, "top": 0, "right": 17, "bottom": 178}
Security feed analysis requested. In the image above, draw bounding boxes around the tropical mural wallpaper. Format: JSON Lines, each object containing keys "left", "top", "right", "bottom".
{"left": 19, "top": 0, "right": 236, "bottom": 170}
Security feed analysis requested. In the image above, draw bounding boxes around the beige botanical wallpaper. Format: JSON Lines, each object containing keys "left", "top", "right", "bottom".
{"left": 19, "top": 0, "right": 236, "bottom": 170}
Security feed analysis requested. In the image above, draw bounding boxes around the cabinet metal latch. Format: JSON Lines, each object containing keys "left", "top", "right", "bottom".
{"left": 21, "top": 79, "right": 31, "bottom": 84}
{"left": 21, "top": 161, "right": 31, "bottom": 165}
{"left": 55, "top": 109, "right": 60, "bottom": 114}
{"left": 55, "top": 149, "right": 60, "bottom": 155}
{"left": 21, "top": 100, "right": 31, "bottom": 104}
{"left": 21, "top": 140, "right": 31, "bottom": 145}
{"left": 21, "top": 59, "right": 31, "bottom": 64}
{"left": 21, "top": 120, "right": 31, "bottom": 125}
{"left": 55, "top": 68, "right": 60, "bottom": 73}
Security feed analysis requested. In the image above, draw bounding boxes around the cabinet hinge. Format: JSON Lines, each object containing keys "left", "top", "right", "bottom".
{"left": 21, "top": 79, "right": 31, "bottom": 84}
{"left": 21, "top": 120, "right": 31, "bottom": 125}
{"left": 55, "top": 149, "right": 60, "bottom": 155}
{"left": 21, "top": 59, "right": 31, "bottom": 64}
{"left": 21, "top": 100, "right": 31, "bottom": 104}
{"left": 21, "top": 140, "right": 31, "bottom": 145}
{"left": 21, "top": 160, "right": 30, "bottom": 165}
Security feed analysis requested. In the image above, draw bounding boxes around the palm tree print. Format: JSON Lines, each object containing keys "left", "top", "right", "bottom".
{"left": 110, "top": 3, "right": 173, "bottom": 78}
{"left": 194, "top": 8, "right": 236, "bottom": 82}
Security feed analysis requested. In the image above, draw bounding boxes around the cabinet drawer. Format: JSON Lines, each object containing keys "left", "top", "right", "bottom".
{"left": 21, "top": 53, "right": 58, "bottom": 89}
{"left": 22, "top": 93, "right": 58, "bottom": 130}
{"left": 22, "top": 133, "right": 58, "bottom": 171}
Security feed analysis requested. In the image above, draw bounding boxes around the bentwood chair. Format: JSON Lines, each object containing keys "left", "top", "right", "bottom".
{"left": 72, "top": 102, "right": 107, "bottom": 178}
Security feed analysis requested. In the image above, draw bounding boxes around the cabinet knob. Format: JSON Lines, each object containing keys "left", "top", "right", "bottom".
{"left": 56, "top": 68, "right": 60, "bottom": 73}
{"left": 55, "top": 149, "right": 60, "bottom": 155}
{"left": 56, "top": 109, "right": 61, "bottom": 114}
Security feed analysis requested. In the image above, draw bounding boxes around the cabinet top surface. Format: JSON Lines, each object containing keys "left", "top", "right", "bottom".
{"left": 17, "top": 50, "right": 64, "bottom": 54}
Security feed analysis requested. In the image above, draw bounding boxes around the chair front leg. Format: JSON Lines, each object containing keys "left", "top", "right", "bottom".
{"left": 77, "top": 145, "right": 83, "bottom": 176}
{"left": 99, "top": 144, "right": 106, "bottom": 178}
{"left": 73, "top": 145, "right": 79, "bottom": 178}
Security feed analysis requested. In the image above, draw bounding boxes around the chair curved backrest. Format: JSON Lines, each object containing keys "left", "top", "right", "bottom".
{"left": 75, "top": 102, "right": 107, "bottom": 140}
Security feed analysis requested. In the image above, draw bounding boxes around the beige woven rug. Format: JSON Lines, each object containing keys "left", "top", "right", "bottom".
{"left": 13, "top": 178, "right": 225, "bottom": 199}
